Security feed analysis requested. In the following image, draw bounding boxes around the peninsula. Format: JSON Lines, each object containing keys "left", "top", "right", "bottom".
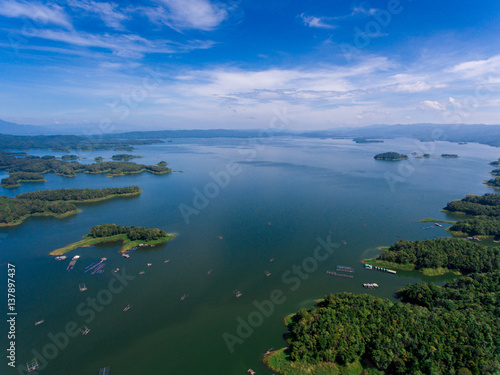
{"left": 50, "top": 224, "right": 174, "bottom": 255}
{"left": 0, "top": 186, "right": 141, "bottom": 227}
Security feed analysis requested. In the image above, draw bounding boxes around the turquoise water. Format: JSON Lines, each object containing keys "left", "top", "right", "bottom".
{"left": 1, "top": 137, "right": 498, "bottom": 375}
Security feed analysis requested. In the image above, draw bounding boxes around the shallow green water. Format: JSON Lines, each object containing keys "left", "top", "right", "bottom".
{"left": 1, "top": 137, "right": 498, "bottom": 375}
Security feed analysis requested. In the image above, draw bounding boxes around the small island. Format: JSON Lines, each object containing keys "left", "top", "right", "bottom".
{"left": 61, "top": 154, "right": 79, "bottom": 160}
{"left": 50, "top": 224, "right": 174, "bottom": 255}
{"left": 0, "top": 186, "right": 141, "bottom": 227}
{"left": 111, "top": 154, "right": 144, "bottom": 161}
{"left": 373, "top": 152, "right": 408, "bottom": 161}
{"left": 441, "top": 154, "right": 459, "bottom": 158}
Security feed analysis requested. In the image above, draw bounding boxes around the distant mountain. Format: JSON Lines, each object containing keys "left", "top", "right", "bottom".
{"left": 301, "top": 124, "right": 500, "bottom": 147}
{"left": 0, "top": 119, "right": 53, "bottom": 135}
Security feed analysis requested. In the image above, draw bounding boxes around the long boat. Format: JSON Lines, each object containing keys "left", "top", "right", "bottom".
{"left": 66, "top": 255, "right": 80, "bottom": 271}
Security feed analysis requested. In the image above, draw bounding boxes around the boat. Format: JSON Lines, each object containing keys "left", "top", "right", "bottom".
{"left": 54, "top": 255, "right": 67, "bottom": 261}
{"left": 123, "top": 304, "right": 131, "bottom": 312}
{"left": 147, "top": 263, "right": 152, "bottom": 267}
{"left": 218, "top": 235, "right": 223, "bottom": 239}
{"left": 122, "top": 253, "right": 130, "bottom": 258}
{"left": 98, "top": 367, "right": 111, "bottom": 375}
{"left": 81, "top": 326, "right": 90, "bottom": 335}
{"left": 363, "top": 283, "right": 379, "bottom": 289}
{"left": 66, "top": 255, "right": 80, "bottom": 271}
{"left": 139, "top": 271, "right": 145, "bottom": 275}
{"left": 180, "top": 294, "right": 187, "bottom": 301}
{"left": 34, "top": 319, "right": 44, "bottom": 326}
{"left": 101, "top": 257, "right": 107, "bottom": 261}
{"left": 234, "top": 290, "right": 242, "bottom": 298}
{"left": 264, "top": 270, "right": 271, "bottom": 277}
{"left": 247, "top": 369, "right": 256, "bottom": 375}
{"left": 79, "top": 283, "right": 87, "bottom": 292}
{"left": 164, "top": 259, "right": 170, "bottom": 263}
{"left": 207, "top": 269, "right": 213, "bottom": 275}
{"left": 114, "top": 268, "right": 119, "bottom": 273}
{"left": 364, "top": 264, "right": 373, "bottom": 269}
{"left": 435, "top": 223, "right": 443, "bottom": 227}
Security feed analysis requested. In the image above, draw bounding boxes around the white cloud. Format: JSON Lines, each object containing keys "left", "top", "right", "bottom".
{"left": 68, "top": 0, "right": 129, "bottom": 30}
{"left": 450, "top": 54, "right": 500, "bottom": 79}
{"left": 147, "top": 0, "right": 228, "bottom": 31}
{"left": 0, "top": 0, "right": 72, "bottom": 29}
{"left": 299, "top": 13, "right": 335, "bottom": 29}
{"left": 420, "top": 100, "right": 445, "bottom": 111}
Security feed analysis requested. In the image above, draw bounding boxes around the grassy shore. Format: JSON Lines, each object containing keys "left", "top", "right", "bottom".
{"left": 264, "top": 348, "right": 381, "bottom": 375}
{"left": 415, "top": 218, "right": 457, "bottom": 224}
{"left": 50, "top": 233, "right": 174, "bottom": 255}
{"left": 0, "top": 209, "right": 81, "bottom": 227}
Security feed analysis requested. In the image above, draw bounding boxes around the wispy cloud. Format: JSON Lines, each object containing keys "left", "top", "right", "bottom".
{"left": 145, "top": 0, "right": 228, "bottom": 32}
{"left": 0, "top": 0, "right": 72, "bottom": 29}
{"left": 68, "top": 0, "right": 129, "bottom": 30}
{"left": 450, "top": 54, "right": 500, "bottom": 79}
{"left": 17, "top": 28, "right": 215, "bottom": 58}
{"left": 299, "top": 13, "right": 335, "bottom": 29}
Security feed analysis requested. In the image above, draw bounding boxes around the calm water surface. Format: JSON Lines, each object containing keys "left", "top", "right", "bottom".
{"left": 1, "top": 137, "right": 498, "bottom": 375}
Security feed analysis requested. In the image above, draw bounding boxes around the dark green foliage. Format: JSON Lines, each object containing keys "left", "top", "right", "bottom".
{"left": 444, "top": 194, "right": 500, "bottom": 217}
{"left": 88, "top": 224, "right": 167, "bottom": 242}
{"left": 0, "top": 186, "right": 140, "bottom": 224}
{"left": 378, "top": 238, "right": 500, "bottom": 273}
{"left": 1, "top": 172, "right": 45, "bottom": 187}
{"left": 61, "top": 154, "right": 78, "bottom": 160}
{"left": 373, "top": 152, "right": 408, "bottom": 161}
{"left": 450, "top": 217, "right": 500, "bottom": 236}
{"left": 287, "top": 293, "right": 499, "bottom": 375}
{"left": 486, "top": 177, "right": 500, "bottom": 188}
{"left": 94, "top": 157, "right": 103, "bottom": 162}
{"left": 16, "top": 186, "right": 140, "bottom": 201}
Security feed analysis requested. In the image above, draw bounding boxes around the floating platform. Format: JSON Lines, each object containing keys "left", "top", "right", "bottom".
{"left": 98, "top": 367, "right": 110, "bottom": 375}
{"left": 336, "top": 265, "right": 354, "bottom": 273}
{"left": 79, "top": 283, "right": 88, "bottom": 292}
{"left": 66, "top": 255, "right": 80, "bottom": 271}
{"left": 81, "top": 326, "right": 90, "bottom": 335}
{"left": 26, "top": 359, "right": 40, "bottom": 372}
{"left": 364, "top": 264, "right": 396, "bottom": 274}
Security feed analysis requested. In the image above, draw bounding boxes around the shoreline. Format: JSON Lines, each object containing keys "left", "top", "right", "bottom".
{"left": 0, "top": 191, "right": 141, "bottom": 227}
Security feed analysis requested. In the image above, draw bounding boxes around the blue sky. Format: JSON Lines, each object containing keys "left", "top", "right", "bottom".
{"left": 0, "top": 0, "right": 499, "bottom": 131}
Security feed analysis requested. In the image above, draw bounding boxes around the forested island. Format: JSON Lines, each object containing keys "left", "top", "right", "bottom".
{"left": 441, "top": 154, "right": 459, "bottom": 158}
{"left": 111, "top": 154, "right": 143, "bottom": 161}
{"left": 0, "top": 186, "right": 141, "bottom": 226}
{"left": 373, "top": 152, "right": 408, "bottom": 161}
{"left": 266, "top": 163, "right": 500, "bottom": 375}
{"left": 50, "top": 224, "right": 174, "bottom": 255}
{"left": 0, "top": 150, "right": 171, "bottom": 187}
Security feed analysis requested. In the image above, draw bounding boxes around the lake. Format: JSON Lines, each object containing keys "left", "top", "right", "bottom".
{"left": 1, "top": 137, "right": 498, "bottom": 375}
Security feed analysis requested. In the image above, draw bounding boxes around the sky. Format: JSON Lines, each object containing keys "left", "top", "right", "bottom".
{"left": 0, "top": 0, "right": 499, "bottom": 131}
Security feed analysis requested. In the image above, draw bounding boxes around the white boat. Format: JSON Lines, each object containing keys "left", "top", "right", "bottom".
{"left": 34, "top": 319, "right": 44, "bottom": 326}
{"left": 114, "top": 268, "right": 119, "bottom": 273}
{"left": 147, "top": 263, "right": 152, "bottom": 267}
{"left": 122, "top": 253, "right": 130, "bottom": 258}
{"left": 55, "top": 256, "right": 67, "bottom": 261}
{"left": 123, "top": 304, "right": 131, "bottom": 312}
{"left": 180, "top": 294, "right": 187, "bottom": 301}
